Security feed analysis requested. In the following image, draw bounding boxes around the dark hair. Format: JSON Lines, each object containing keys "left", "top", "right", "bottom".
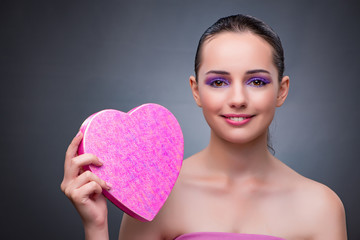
{"left": 194, "top": 14, "right": 285, "bottom": 82}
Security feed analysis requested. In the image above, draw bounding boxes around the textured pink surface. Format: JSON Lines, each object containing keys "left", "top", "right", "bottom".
{"left": 78, "top": 104, "right": 184, "bottom": 221}
{"left": 174, "top": 232, "right": 285, "bottom": 240}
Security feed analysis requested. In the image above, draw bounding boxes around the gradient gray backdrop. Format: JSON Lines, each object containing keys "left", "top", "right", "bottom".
{"left": 1, "top": 0, "right": 359, "bottom": 239}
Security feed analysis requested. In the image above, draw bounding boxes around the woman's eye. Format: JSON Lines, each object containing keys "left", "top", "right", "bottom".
{"left": 212, "top": 80, "right": 226, "bottom": 87}
{"left": 208, "top": 79, "right": 229, "bottom": 88}
{"left": 247, "top": 78, "right": 270, "bottom": 87}
{"left": 250, "top": 79, "right": 264, "bottom": 86}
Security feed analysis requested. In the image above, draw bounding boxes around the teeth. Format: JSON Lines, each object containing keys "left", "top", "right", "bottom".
{"left": 228, "top": 117, "right": 245, "bottom": 121}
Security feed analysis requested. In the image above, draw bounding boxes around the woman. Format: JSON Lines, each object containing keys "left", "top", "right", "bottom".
{"left": 61, "top": 14, "right": 347, "bottom": 240}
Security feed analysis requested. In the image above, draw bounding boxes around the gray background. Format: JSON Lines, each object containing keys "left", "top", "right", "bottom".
{"left": 1, "top": 0, "right": 359, "bottom": 239}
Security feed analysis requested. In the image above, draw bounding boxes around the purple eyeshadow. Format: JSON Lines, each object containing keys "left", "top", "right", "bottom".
{"left": 205, "top": 77, "right": 230, "bottom": 87}
{"left": 245, "top": 77, "right": 271, "bottom": 87}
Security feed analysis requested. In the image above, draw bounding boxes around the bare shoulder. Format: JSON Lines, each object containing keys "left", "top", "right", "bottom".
{"left": 300, "top": 177, "right": 344, "bottom": 214}
{"left": 276, "top": 161, "right": 347, "bottom": 239}
{"left": 275, "top": 160, "right": 343, "bottom": 209}
{"left": 288, "top": 167, "right": 345, "bottom": 220}
{"left": 297, "top": 177, "right": 346, "bottom": 239}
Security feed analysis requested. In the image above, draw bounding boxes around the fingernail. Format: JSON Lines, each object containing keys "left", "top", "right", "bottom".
{"left": 106, "top": 182, "right": 112, "bottom": 190}
{"left": 97, "top": 158, "right": 103, "bottom": 166}
{"left": 75, "top": 131, "right": 81, "bottom": 138}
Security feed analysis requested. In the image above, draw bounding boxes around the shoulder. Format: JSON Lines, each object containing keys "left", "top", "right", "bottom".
{"left": 274, "top": 160, "right": 344, "bottom": 212}
{"left": 277, "top": 162, "right": 347, "bottom": 239}
{"left": 282, "top": 164, "right": 345, "bottom": 220}
{"left": 293, "top": 177, "right": 345, "bottom": 219}
{"left": 296, "top": 178, "right": 347, "bottom": 239}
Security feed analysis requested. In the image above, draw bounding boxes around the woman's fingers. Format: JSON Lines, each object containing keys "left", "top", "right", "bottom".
{"left": 61, "top": 131, "right": 105, "bottom": 193}
{"left": 64, "top": 131, "right": 83, "bottom": 173}
{"left": 66, "top": 131, "right": 83, "bottom": 160}
{"left": 70, "top": 181, "right": 103, "bottom": 204}
{"left": 65, "top": 170, "right": 110, "bottom": 198}
{"left": 61, "top": 132, "right": 109, "bottom": 231}
{"left": 66, "top": 153, "right": 103, "bottom": 180}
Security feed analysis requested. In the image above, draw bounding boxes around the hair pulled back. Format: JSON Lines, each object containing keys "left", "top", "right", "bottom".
{"left": 194, "top": 14, "right": 285, "bottom": 82}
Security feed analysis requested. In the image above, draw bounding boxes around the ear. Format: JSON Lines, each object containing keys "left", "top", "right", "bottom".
{"left": 189, "top": 75, "right": 202, "bottom": 107}
{"left": 276, "top": 76, "right": 289, "bottom": 107}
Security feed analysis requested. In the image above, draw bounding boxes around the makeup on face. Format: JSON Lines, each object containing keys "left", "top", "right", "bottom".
{"left": 221, "top": 113, "right": 255, "bottom": 126}
{"left": 205, "top": 76, "right": 230, "bottom": 88}
{"left": 204, "top": 69, "right": 272, "bottom": 89}
{"left": 245, "top": 76, "right": 271, "bottom": 88}
{"left": 244, "top": 69, "right": 273, "bottom": 88}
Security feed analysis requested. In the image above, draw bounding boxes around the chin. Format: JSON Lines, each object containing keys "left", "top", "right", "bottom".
{"left": 225, "top": 136, "right": 261, "bottom": 145}
{"left": 214, "top": 129, "right": 267, "bottom": 146}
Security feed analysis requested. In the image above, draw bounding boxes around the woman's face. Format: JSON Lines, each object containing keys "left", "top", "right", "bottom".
{"left": 190, "top": 31, "right": 289, "bottom": 144}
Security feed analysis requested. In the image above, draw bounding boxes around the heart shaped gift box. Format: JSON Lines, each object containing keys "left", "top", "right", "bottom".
{"left": 78, "top": 104, "right": 184, "bottom": 221}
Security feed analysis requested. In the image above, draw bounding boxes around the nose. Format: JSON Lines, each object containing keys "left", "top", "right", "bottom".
{"left": 228, "top": 82, "right": 247, "bottom": 109}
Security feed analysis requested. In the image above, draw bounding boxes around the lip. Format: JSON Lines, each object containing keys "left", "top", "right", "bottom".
{"left": 221, "top": 114, "right": 254, "bottom": 126}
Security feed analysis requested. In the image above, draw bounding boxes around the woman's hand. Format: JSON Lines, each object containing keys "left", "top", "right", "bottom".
{"left": 61, "top": 131, "right": 111, "bottom": 239}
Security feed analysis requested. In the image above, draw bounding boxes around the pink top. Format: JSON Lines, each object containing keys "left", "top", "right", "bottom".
{"left": 174, "top": 232, "right": 285, "bottom": 240}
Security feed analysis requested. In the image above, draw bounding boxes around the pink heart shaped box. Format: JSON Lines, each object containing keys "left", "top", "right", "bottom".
{"left": 78, "top": 103, "right": 184, "bottom": 221}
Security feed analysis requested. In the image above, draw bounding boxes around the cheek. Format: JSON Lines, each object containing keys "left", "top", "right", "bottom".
{"left": 199, "top": 89, "right": 225, "bottom": 110}
{"left": 251, "top": 89, "right": 278, "bottom": 112}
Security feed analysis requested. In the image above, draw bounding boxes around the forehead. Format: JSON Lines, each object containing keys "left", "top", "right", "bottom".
{"left": 199, "top": 31, "right": 276, "bottom": 75}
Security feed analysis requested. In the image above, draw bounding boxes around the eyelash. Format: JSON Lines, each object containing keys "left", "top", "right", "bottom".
{"left": 206, "top": 78, "right": 230, "bottom": 88}
{"left": 245, "top": 77, "right": 271, "bottom": 87}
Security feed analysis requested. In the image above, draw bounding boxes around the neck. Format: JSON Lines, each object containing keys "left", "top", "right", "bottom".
{"left": 203, "top": 130, "right": 274, "bottom": 178}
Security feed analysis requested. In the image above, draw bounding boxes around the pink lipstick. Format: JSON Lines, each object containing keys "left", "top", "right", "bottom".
{"left": 221, "top": 114, "right": 254, "bottom": 126}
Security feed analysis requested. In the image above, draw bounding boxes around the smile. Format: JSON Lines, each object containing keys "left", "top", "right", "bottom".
{"left": 227, "top": 116, "right": 246, "bottom": 121}
{"left": 221, "top": 114, "right": 254, "bottom": 126}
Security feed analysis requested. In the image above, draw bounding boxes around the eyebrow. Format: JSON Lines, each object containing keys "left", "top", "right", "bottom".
{"left": 205, "top": 69, "right": 270, "bottom": 75}
{"left": 205, "top": 70, "right": 230, "bottom": 75}
{"left": 246, "top": 69, "right": 270, "bottom": 75}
